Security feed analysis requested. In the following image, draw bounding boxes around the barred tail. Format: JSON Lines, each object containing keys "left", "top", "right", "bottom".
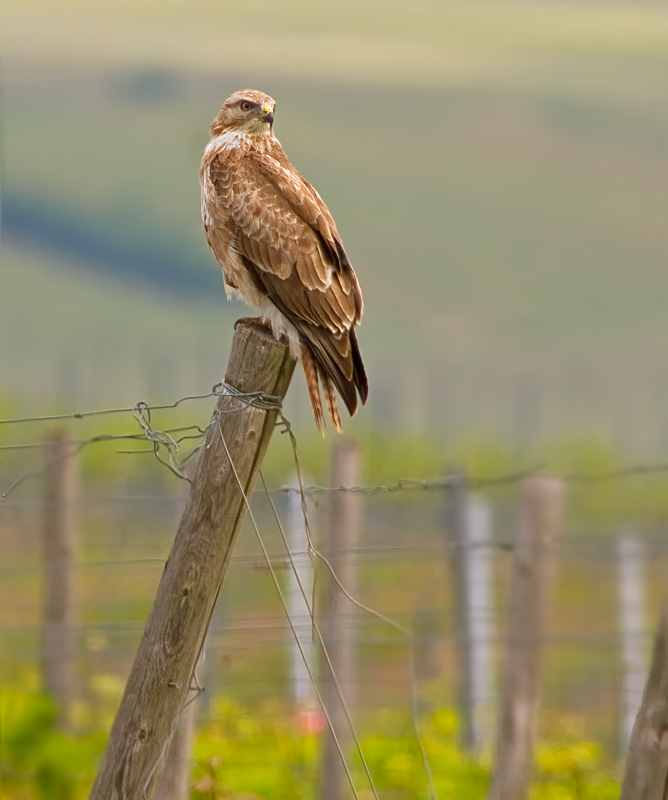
{"left": 299, "top": 326, "right": 367, "bottom": 433}
{"left": 301, "top": 343, "right": 326, "bottom": 435}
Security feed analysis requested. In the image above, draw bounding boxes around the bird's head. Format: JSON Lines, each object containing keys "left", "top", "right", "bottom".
{"left": 210, "top": 89, "right": 276, "bottom": 137}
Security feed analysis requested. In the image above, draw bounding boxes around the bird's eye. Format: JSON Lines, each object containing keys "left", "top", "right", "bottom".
{"left": 240, "top": 101, "right": 253, "bottom": 111}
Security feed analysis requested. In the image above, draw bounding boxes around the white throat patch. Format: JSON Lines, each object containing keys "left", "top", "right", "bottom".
{"left": 206, "top": 131, "right": 254, "bottom": 153}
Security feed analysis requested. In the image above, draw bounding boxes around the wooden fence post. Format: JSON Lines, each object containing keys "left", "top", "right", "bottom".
{"left": 319, "top": 439, "right": 361, "bottom": 800}
{"left": 618, "top": 534, "right": 647, "bottom": 756}
{"left": 89, "top": 323, "right": 296, "bottom": 800}
{"left": 446, "top": 476, "right": 494, "bottom": 753}
{"left": 42, "top": 429, "right": 78, "bottom": 730}
{"left": 488, "top": 476, "right": 564, "bottom": 800}
{"left": 620, "top": 609, "right": 668, "bottom": 800}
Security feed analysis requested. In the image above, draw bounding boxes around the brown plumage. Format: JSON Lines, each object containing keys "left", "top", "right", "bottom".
{"left": 199, "top": 89, "right": 368, "bottom": 433}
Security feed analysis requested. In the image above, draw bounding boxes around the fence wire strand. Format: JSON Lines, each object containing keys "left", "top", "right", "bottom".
{"left": 4, "top": 389, "right": 668, "bottom": 501}
{"left": 2, "top": 386, "right": 667, "bottom": 796}
{"left": 260, "top": 470, "right": 385, "bottom": 799}
{"left": 276, "top": 411, "right": 437, "bottom": 799}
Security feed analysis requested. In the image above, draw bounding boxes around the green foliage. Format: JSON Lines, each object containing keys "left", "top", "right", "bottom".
{"left": 358, "top": 708, "right": 487, "bottom": 798}
{"left": 193, "top": 700, "right": 318, "bottom": 800}
{"left": 532, "top": 740, "right": 619, "bottom": 800}
{"left": 0, "top": 692, "right": 619, "bottom": 799}
{"left": 0, "top": 692, "right": 105, "bottom": 800}
{"left": 191, "top": 701, "right": 619, "bottom": 800}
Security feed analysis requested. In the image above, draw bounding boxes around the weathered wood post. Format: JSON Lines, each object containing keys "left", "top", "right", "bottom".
{"left": 42, "top": 429, "right": 78, "bottom": 731}
{"left": 488, "top": 476, "right": 564, "bottom": 800}
{"left": 620, "top": 609, "right": 668, "bottom": 800}
{"left": 89, "top": 323, "right": 295, "bottom": 800}
{"left": 319, "top": 439, "right": 361, "bottom": 800}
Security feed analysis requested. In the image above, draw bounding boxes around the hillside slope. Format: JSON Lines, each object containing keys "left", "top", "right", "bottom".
{"left": 2, "top": 1, "right": 668, "bottom": 442}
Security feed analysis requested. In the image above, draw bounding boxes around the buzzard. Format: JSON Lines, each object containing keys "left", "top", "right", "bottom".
{"left": 199, "top": 89, "right": 368, "bottom": 433}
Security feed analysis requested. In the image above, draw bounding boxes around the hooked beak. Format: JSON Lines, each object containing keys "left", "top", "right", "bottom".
{"left": 263, "top": 104, "right": 274, "bottom": 125}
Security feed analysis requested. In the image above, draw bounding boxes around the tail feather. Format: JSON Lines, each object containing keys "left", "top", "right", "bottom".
{"left": 298, "top": 326, "right": 364, "bottom": 416}
{"left": 298, "top": 324, "right": 367, "bottom": 433}
{"left": 349, "top": 328, "right": 368, "bottom": 405}
{"left": 301, "top": 343, "right": 326, "bottom": 435}
{"left": 321, "top": 371, "right": 343, "bottom": 434}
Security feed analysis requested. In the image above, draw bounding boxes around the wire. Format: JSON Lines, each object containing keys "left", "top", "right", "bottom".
{"left": 260, "top": 471, "right": 380, "bottom": 798}
{"left": 214, "top": 413, "right": 367, "bottom": 800}
{"left": 0, "top": 389, "right": 225, "bottom": 427}
{"left": 277, "top": 411, "right": 437, "bottom": 799}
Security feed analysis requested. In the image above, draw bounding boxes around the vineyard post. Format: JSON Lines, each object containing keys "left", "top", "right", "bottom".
{"left": 89, "top": 323, "right": 296, "bottom": 800}
{"left": 42, "top": 429, "right": 78, "bottom": 731}
{"left": 287, "top": 476, "right": 316, "bottom": 712}
{"left": 446, "top": 475, "right": 495, "bottom": 753}
{"left": 319, "top": 439, "right": 361, "bottom": 800}
{"left": 488, "top": 476, "right": 564, "bottom": 800}
{"left": 198, "top": 604, "right": 218, "bottom": 722}
{"left": 153, "top": 471, "right": 201, "bottom": 800}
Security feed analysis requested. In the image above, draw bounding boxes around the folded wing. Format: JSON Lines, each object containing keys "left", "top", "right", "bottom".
{"left": 208, "top": 147, "right": 368, "bottom": 422}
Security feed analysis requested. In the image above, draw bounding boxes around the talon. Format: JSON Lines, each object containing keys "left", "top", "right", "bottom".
{"left": 235, "top": 316, "right": 272, "bottom": 332}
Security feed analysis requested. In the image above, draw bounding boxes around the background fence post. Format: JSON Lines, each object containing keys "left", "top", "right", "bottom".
{"left": 89, "top": 323, "right": 296, "bottom": 800}
{"left": 198, "top": 603, "right": 218, "bottom": 723}
{"left": 446, "top": 473, "right": 474, "bottom": 751}
{"left": 488, "top": 476, "right": 564, "bottom": 800}
{"left": 319, "top": 439, "right": 361, "bottom": 800}
{"left": 620, "top": 609, "right": 668, "bottom": 800}
{"left": 42, "top": 429, "right": 78, "bottom": 731}
{"left": 152, "top": 681, "right": 199, "bottom": 800}
{"left": 446, "top": 476, "right": 494, "bottom": 753}
{"left": 466, "top": 496, "right": 495, "bottom": 752}
{"left": 287, "top": 476, "right": 316, "bottom": 713}
{"left": 618, "top": 533, "right": 647, "bottom": 756}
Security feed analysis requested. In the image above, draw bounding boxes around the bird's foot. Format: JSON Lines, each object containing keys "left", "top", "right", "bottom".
{"left": 234, "top": 316, "right": 272, "bottom": 332}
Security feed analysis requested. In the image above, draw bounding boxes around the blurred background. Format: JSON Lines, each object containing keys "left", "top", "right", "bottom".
{"left": 1, "top": 1, "right": 668, "bottom": 797}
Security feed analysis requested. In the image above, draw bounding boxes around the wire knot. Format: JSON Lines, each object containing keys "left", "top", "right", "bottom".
{"left": 214, "top": 381, "right": 283, "bottom": 411}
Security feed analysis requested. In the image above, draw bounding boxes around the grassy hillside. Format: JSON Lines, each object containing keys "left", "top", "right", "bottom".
{"left": 0, "top": 242, "right": 230, "bottom": 406}
{"left": 3, "top": 0, "right": 668, "bottom": 79}
{"left": 2, "top": 1, "right": 668, "bottom": 444}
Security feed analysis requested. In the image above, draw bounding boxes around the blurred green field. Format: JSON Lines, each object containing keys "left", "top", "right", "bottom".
{"left": 1, "top": 0, "right": 668, "bottom": 444}
{"left": 4, "top": 0, "right": 668, "bottom": 76}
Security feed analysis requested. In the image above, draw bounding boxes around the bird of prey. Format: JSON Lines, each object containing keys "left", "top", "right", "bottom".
{"left": 199, "top": 88, "right": 368, "bottom": 433}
